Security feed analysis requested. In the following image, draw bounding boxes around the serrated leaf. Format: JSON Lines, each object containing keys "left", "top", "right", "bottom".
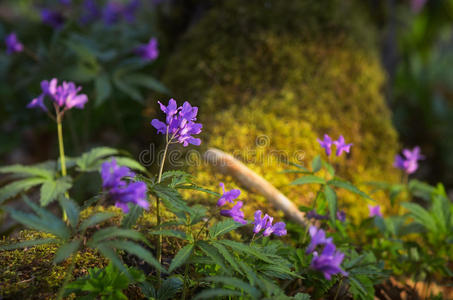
{"left": 209, "top": 219, "right": 244, "bottom": 238}
{"left": 76, "top": 147, "right": 119, "bottom": 172}
{"left": 126, "top": 73, "right": 170, "bottom": 94}
{"left": 212, "top": 242, "right": 243, "bottom": 275}
{"left": 88, "top": 227, "right": 145, "bottom": 246}
{"left": 95, "top": 73, "right": 112, "bottom": 106}
{"left": 113, "top": 75, "right": 143, "bottom": 103}
{"left": 54, "top": 239, "right": 82, "bottom": 264}
{"left": 328, "top": 179, "right": 372, "bottom": 201}
{"left": 40, "top": 177, "right": 72, "bottom": 206}
{"left": 0, "top": 164, "right": 54, "bottom": 179}
{"left": 322, "top": 161, "right": 335, "bottom": 176}
{"left": 121, "top": 205, "right": 143, "bottom": 229}
{"left": 204, "top": 276, "right": 261, "bottom": 299}
{"left": 149, "top": 229, "right": 187, "bottom": 239}
{"left": 218, "top": 240, "right": 273, "bottom": 264}
{"left": 0, "top": 177, "right": 47, "bottom": 204}
{"left": 169, "top": 243, "right": 194, "bottom": 273}
{"left": 102, "top": 240, "right": 166, "bottom": 273}
{"left": 157, "top": 277, "right": 183, "bottom": 300}
{"left": 197, "top": 241, "right": 230, "bottom": 274}
{"left": 311, "top": 155, "right": 322, "bottom": 173}
{"left": 0, "top": 238, "right": 58, "bottom": 250}
{"left": 96, "top": 244, "right": 131, "bottom": 279}
{"left": 79, "top": 212, "right": 117, "bottom": 232}
{"left": 401, "top": 202, "right": 437, "bottom": 232}
{"left": 58, "top": 196, "right": 80, "bottom": 228}
{"left": 324, "top": 185, "right": 337, "bottom": 225}
{"left": 111, "top": 156, "right": 146, "bottom": 173}
{"left": 152, "top": 184, "right": 190, "bottom": 218}
{"left": 291, "top": 175, "right": 326, "bottom": 186}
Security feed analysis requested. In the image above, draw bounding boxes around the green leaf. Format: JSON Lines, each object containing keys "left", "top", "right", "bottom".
{"left": 40, "top": 176, "right": 72, "bottom": 206}
{"left": 76, "top": 147, "right": 119, "bottom": 172}
{"left": 197, "top": 241, "right": 229, "bottom": 274}
{"left": 293, "top": 293, "right": 311, "bottom": 300}
{"left": 88, "top": 227, "right": 145, "bottom": 246}
{"left": 54, "top": 239, "right": 82, "bottom": 264}
{"left": 0, "top": 164, "right": 54, "bottom": 179}
{"left": 324, "top": 185, "right": 337, "bottom": 225}
{"left": 218, "top": 240, "right": 273, "bottom": 264}
{"left": 328, "top": 179, "right": 372, "bottom": 201}
{"left": 79, "top": 212, "right": 117, "bottom": 232}
{"left": 291, "top": 175, "right": 326, "bottom": 186}
{"left": 102, "top": 240, "right": 166, "bottom": 273}
{"left": 311, "top": 155, "right": 322, "bottom": 173}
{"left": 126, "top": 74, "right": 170, "bottom": 94}
{"left": 0, "top": 177, "right": 47, "bottom": 204}
{"left": 401, "top": 202, "right": 437, "bottom": 232}
{"left": 152, "top": 184, "right": 190, "bottom": 218}
{"left": 111, "top": 156, "right": 146, "bottom": 173}
{"left": 204, "top": 276, "right": 261, "bottom": 299}
{"left": 96, "top": 244, "right": 131, "bottom": 279}
{"left": 322, "top": 161, "right": 335, "bottom": 176}
{"left": 194, "top": 289, "right": 241, "bottom": 299}
{"left": 0, "top": 238, "right": 58, "bottom": 250}
{"left": 211, "top": 242, "right": 243, "bottom": 275}
{"left": 113, "top": 75, "right": 143, "bottom": 103}
{"left": 58, "top": 197, "right": 80, "bottom": 228}
{"left": 157, "top": 277, "right": 183, "bottom": 300}
{"left": 169, "top": 243, "right": 194, "bottom": 273}
{"left": 149, "top": 230, "right": 187, "bottom": 239}
{"left": 209, "top": 219, "right": 244, "bottom": 238}
{"left": 95, "top": 73, "right": 112, "bottom": 106}
{"left": 121, "top": 205, "right": 143, "bottom": 229}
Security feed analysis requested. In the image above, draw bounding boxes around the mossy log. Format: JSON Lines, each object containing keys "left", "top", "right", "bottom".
{"left": 159, "top": 0, "right": 400, "bottom": 220}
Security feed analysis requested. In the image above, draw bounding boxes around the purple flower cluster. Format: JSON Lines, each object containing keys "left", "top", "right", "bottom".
{"left": 27, "top": 79, "right": 88, "bottom": 113}
{"left": 41, "top": 8, "right": 65, "bottom": 29}
{"left": 317, "top": 134, "right": 352, "bottom": 157}
{"left": 307, "top": 226, "right": 347, "bottom": 280}
{"left": 101, "top": 159, "right": 149, "bottom": 213}
{"left": 102, "top": 0, "right": 141, "bottom": 25}
{"left": 394, "top": 146, "right": 424, "bottom": 174}
{"left": 216, "top": 182, "right": 246, "bottom": 224}
{"left": 5, "top": 33, "right": 23, "bottom": 55}
{"left": 135, "top": 37, "right": 159, "bottom": 61}
{"left": 252, "top": 210, "right": 287, "bottom": 237}
{"left": 368, "top": 204, "right": 382, "bottom": 218}
{"left": 151, "top": 99, "right": 202, "bottom": 147}
{"left": 306, "top": 209, "right": 346, "bottom": 222}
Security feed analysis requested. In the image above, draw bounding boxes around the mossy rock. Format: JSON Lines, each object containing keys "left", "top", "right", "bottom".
{"left": 158, "top": 0, "right": 400, "bottom": 220}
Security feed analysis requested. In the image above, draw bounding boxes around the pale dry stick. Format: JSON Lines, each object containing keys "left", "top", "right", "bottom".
{"left": 204, "top": 148, "right": 307, "bottom": 226}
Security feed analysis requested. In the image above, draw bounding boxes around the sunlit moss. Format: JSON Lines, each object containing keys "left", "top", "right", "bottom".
{"left": 159, "top": 0, "right": 400, "bottom": 221}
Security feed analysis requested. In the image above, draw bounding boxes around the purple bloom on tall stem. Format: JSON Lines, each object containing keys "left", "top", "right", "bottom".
{"left": 253, "top": 210, "right": 269, "bottom": 233}
{"left": 368, "top": 204, "right": 382, "bottom": 218}
{"left": 5, "top": 33, "right": 23, "bottom": 55}
{"left": 151, "top": 99, "right": 202, "bottom": 147}
{"left": 253, "top": 210, "right": 287, "bottom": 236}
{"left": 220, "top": 201, "right": 247, "bottom": 224}
{"left": 317, "top": 134, "right": 333, "bottom": 156}
{"left": 101, "top": 159, "right": 149, "bottom": 213}
{"left": 217, "top": 182, "right": 240, "bottom": 207}
{"left": 27, "top": 78, "right": 88, "bottom": 113}
{"left": 306, "top": 226, "right": 332, "bottom": 254}
{"left": 394, "top": 146, "right": 424, "bottom": 174}
{"left": 336, "top": 210, "right": 346, "bottom": 222}
{"left": 135, "top": 37, "right": 159, "bottom": 61}
{"left": 333, "top": 135, "right": 353, "bottom": 157}
{"left": 41, "top": 8, "right": 65, "bottom": 28}
{"left": 310, "top": 242, "right": 348, "bottom": 280}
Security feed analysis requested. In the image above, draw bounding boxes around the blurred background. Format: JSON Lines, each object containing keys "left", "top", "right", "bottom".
{"left": 0, "top": 0, "right": 452, "bottom": 194}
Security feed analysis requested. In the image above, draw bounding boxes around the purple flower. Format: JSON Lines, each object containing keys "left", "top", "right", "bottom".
{"left": 394, "top": 146, "right": 424, "bottom": 174}
{"left": 310, "top": 242, "right": 348, "bottom": 280}
{"left": 368, "top": 204, "right": 382, "bottom": 218}
{"left": 317, "top": 134, "right": 333, "bottom": 156}
{"left": 151, "top": 99, "right": 202, "bottom": 147}
{"left": 100, "top": 159, "right": 149, "bottom": 213}
{"left": 220, "top": 201, "right": 247, "bottom": 224}
{"left": 306, "top": 210, "right": 328, "bottom": 221}
{"left": 41, "top": 8, "right": 65, "bottom": 29}
{"left": 253, "top": 210, "right": 287, "bottom": 236}
{"left": 27, "top": 79, "right": 88, "bottom": 113}
{"left": 135, "top": 37, "right": 159, "bottom": 61}
{"left": 123, "top": 0, "right": 141, "bottom": 23}
{"left": 336, "top": 210, "right": 346, "bottom": 222}
{"left": 306, "top": 226, "right": 332, "bottom": 254}
{"left": 103, "top": 1, "right": 123, "bottom": 25}
{"left": 411, "top": 0, "right": 428, "bottom": 13}
{"left": 101, "top": 158, "right": 135, "bottom": 189}
{"left": 333, "top": 135, "right": 352, "bottom": 157}
{"left": 5, "top": 33, "right": 23, "bottom": 55}
{"left": 217, "top": 182, "right": 240, "bottom": 207}
{"left": 80, "top": 0, "right": 102, "bottom": 24}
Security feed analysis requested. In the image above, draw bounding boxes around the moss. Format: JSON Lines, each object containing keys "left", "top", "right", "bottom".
{"left": 158, "top": 0, "right": 400, "bottom": 220}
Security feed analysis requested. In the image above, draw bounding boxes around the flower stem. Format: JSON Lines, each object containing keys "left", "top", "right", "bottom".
{"left": 156, "top": 138, "right": 170, "bottom": 287}
{"left": 56, "top": 256, "right": 76, "bottom": 300}
{"left": 57, "top": 115, "right": 67, "bottom": 177}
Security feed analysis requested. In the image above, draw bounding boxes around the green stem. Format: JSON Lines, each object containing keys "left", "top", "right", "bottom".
{"left": 57, "top": 115, "right": 67, "bottom": 177}
{"left": 156, "top": 138, "right": 170, "bottom": 287}
{"left": 56, "top": 257, "right": 76, "bottom": 300}
{"left": 181, "top": 263, "right": 189, "bottom": 300}
{"left": 334, "top": 277, "right": 343, "bottom": 300}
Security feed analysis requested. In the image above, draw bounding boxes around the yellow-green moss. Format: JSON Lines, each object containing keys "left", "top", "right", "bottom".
{"left": 158, "top": 0, "right": 400, "bottom": 220}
